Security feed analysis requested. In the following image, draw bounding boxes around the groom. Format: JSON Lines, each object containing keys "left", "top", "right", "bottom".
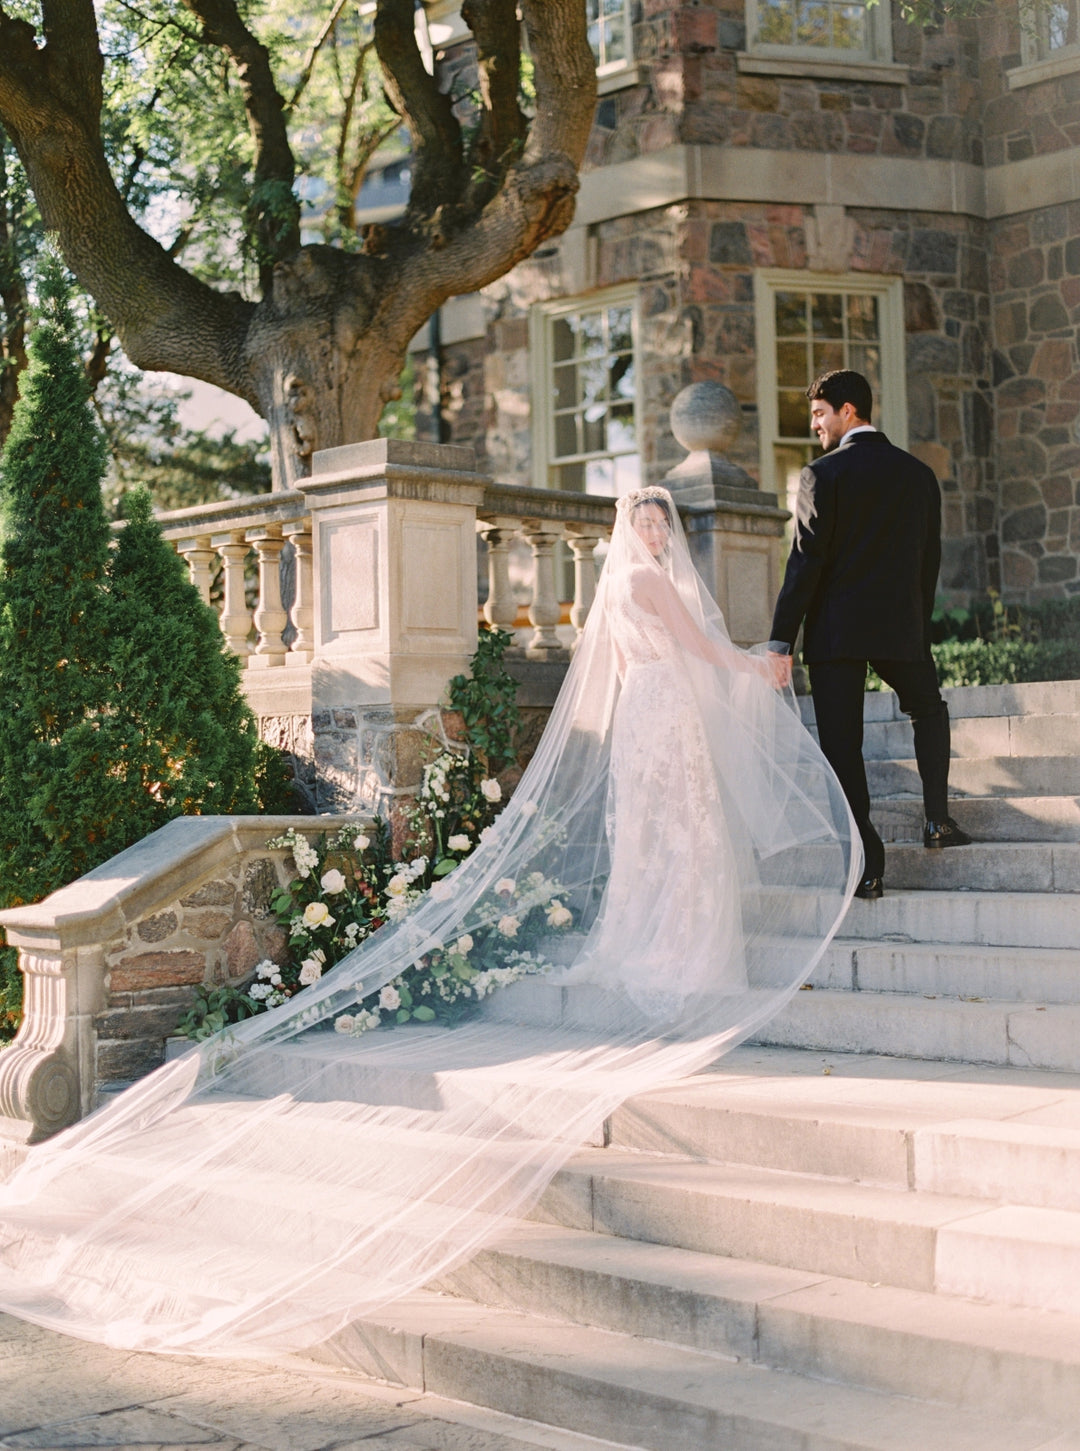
{"left": 768, "top": 369, "right": 970, "bottom": 900}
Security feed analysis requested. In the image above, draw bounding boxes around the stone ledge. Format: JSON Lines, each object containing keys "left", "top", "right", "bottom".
{"left": 737, "top": 53, "right": 909, "bottom": 85}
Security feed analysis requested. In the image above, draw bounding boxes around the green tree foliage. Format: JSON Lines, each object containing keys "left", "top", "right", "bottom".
{"left": 107, "top": 487, "right": 264, "bottom": 828}
{"left": 0, "top": 256, "right": 281, "bottom": 1033}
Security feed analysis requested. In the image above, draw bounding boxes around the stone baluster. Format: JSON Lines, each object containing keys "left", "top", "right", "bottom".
{"left": 564, "top": 524, "right": 604, "bottom": 637}
{"left": 176, "top": 534, "right": 216, "bottom": 607}
{"left": 246, "top": 522, "right": 288, "bottom": 667}
{"left": 477, "top": 517, "right": 521, "bottom": 633}
{"left": 282, "top": 520, "right": 314, "bottom": 664}
{"left": 213, "top": 531, "right": 253, "bottom": 659}
{"left": 520, "top": 519, "right": 564, "bottom": 655}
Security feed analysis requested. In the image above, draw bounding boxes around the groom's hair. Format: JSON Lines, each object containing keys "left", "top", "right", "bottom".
{"left": 806, "top": 369, "right": 873, "bottom": 423}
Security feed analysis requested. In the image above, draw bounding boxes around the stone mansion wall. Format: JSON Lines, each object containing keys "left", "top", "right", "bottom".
{"left": 406, "top": 0, "right": 1080, "bottom": 606}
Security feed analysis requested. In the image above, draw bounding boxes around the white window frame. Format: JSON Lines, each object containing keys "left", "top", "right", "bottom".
{"left": 1010, "top": 0, "right": 1080, "bottom": 87}
{"left": 588, "top": 0, "right": 635, "bottom": 80}
{"left": 746, "top": 0, "right": 893, "bottom": 64}
{"left": 753, "top": 270, "right": 907, "bottom": 501}
{"left": 530, "top": 284, "right": 642, "bottom": 495}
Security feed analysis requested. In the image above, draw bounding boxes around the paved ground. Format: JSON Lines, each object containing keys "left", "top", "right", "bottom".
{"left": 0, "top": 1313, "right": 623, "bottom": 1451}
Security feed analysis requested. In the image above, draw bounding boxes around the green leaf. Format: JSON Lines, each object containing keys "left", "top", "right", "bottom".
{"left": 395, "top": 1008, "right": 411, "bottom": 1024}
{"left": 432, "top": 858, "right": 457, "bottom": 877}
{"left": 412, "top": 1005, "right": 436, "bottom": 1022}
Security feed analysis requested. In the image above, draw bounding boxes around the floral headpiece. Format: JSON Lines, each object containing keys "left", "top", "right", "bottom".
{"left": 616, "top": 485, "right": 674, "bottom": 515}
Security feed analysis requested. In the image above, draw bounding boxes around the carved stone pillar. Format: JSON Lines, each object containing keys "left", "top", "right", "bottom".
{"left": 247, "top": 523, "right": 288, "bottom": 668}
{"left": 282, "top": 521, "right": 314, "bottom": 664}
{"left": 0, "top": 951, "right": 91, "bottom": 1140}
{"left": 520, "top": 519, "right": 564, "bottom": 656}
{"left": 214, "top": 532, "right": 253, "bottom": 658}
{"left": 664, "top": 382, "right": 790, "bottom": 647}
{"left": 176, "top": 534, "right": 216, "bottom": 607}
{"left": 564, "top": 525, "right": 604, "bottom": 637}
{"left": 477, "top": 517, "right": 521, "bottom": 633}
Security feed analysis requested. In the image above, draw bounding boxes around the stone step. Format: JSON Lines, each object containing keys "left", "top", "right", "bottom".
{"left": 538, "top": 1147, "right": 1080, "bottom": 1319}
{"left": 812, "top": 939, "right": 1080, "bottom": 1003}
{"left": 873, "top": 794, "right": 1080, "bottom": 843}
{"left": 814, "top": 887, "right": 1080, "bottom": 948}
{"left": 538, "top": 1149, "right": 983, "bottom": 1295}
{"left": 812, "top": 712, "right": 1080, "bottom": 764}
{"left": 869, "top": 754, "right": 1080, "bottom": 799}
{"left": 610, "top": 1048, "right": 1080, "bottom": 1199}
{"left": 433, "top": 1222, "right": 1080, "bottom": 1428}
{"left": 847, "top": 841, "right": 1080, "bottom": 893}
{"left": 800, "top": 679, "right": 1080, "bottom": 731}
{"left": 318, "top": 1287, "right": 1072, "bottom": 1451}
{"left": 753, "top": 987, "right": 1080, "bottom": 1072}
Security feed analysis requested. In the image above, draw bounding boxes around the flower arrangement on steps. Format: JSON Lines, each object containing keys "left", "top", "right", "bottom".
{"left": 177, "top": 628, "right": 574, "bottom": 1041}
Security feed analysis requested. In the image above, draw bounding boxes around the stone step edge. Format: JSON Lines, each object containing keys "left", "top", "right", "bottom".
{"left": 308, "top": 1284, "right": 1066, "bottom": 1451}
{"left": 435, "top": 1221, "right": 1080, "bottom": 1424}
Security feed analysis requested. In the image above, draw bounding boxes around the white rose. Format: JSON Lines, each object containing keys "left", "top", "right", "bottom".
{"left": 379, "top": 985, "right": 402, "bottom": 1011}
{"left": 334, "top": 1015, "right": 356, "bottom": 1034}
{"left": 547, "top": 903, "right": 573, "bottom": 929}
{"left": 519, "top": 800, "right": 538, "bottom": 817}
{"left": 386, "top": 897, "right": 410, "bottom": 920}
{"left": 320, "top": 868, "right": 347, "bottom": 895}
{"left": 386, "top": 873, "right": 409, "bottom": 896}
{"left": 354, "top": 833, "right": 370, "bottom": 850}
{"left": 479, "top": 826, "right": 498, "bottom": 846}
{"left": 299, "top": 958, "right": 324, "bottom": 986}
{"left": 447, "top": 834, "right": 471, "bottom": 853}
{"left": 480, "top": 778, "right": 502, "bottom": 803}
{"left": 497, "top": 914, "right": 520, "bottom": 937}
{"left": 302, "top": 901, "right": 335, "bottom": 929}
{"left": 430, "top": 880, "right": 453, "bottom": 902}
{"left": 495, "top": 877, "right": 516, "bottom": 897}
{"left": 455, "top": 934, "right": 474, "bottom": 955}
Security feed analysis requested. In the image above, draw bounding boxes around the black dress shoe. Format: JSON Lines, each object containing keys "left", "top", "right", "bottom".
{"left": 854, "top": 875, "right": 884, "bottom": 900}
{"left": 923, "top": 817, "right": 972, "bottom": 849}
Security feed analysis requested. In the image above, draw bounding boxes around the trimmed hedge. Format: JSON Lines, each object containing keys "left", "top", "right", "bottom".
{"left": 931, "top": 638, "right": 1080, "bottom": 688}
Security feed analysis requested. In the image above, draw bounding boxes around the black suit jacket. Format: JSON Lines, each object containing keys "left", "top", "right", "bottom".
{"left": 770, "top": 430, "right": 941, "bottom": 664}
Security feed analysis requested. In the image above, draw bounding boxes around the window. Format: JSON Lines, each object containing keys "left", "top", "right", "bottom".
{"left": 1021, "top": 0, "right": 1080, "bottom": 63}
{"left": 588, "top": 0, "right": 634, "bottom": 75}
{"left": 754, "top": 272, "right": 906, "bottom": 522}
{"left": 532, "top": 288, "right": 641, "bottom": 495}
{"left": 748, "top": 0, "right": 890, "bottom": 61}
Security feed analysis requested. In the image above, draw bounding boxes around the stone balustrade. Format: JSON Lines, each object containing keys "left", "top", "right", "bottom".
{"left": 0, "top": 814, "right": 368, "bottom": 1147}
{"left": 476, "top": 483, "right": 615, "bottom": 656}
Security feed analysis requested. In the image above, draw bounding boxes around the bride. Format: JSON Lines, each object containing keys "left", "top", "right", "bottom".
{"left": 0, "top": 486, "right": 859, "bottom": 1357}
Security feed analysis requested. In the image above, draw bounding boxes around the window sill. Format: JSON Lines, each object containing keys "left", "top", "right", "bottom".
{"left": 597, "top": 63, "right": 643, "bottom": 96}
{"left": 1007, "top": 51, "right": 1080, "bottom": 89}
{"left": 737, "top": 53, "right": 909, "bottom": 85}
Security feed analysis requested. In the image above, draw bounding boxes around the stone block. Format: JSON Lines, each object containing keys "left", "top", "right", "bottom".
{"left": 180, "top": 879, "right": 236, "bottom": 908}
{"left": 183, "top": 909, "right": 233, "bottom": 940}
{"left": 94, "top": 998, "right": 194, "bottom": 1041}
{"left": 242, "top": 857, "right": 278, "bottom": 918}
{"left": 225, "top": 919, "right": 263, "bottom": 978}
{"left": 135, "top": 910, "right": 179, "bottom": 943}
{"left": 95, "top": 1037, "right": 165, "bottom": 1083}
{"left": 109, "top": 950, "right": 206, "bottom": 992}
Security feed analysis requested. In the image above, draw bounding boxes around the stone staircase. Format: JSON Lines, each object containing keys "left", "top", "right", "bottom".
{"left": 310, "top": 679, "right": 1080, "bottom": 1448}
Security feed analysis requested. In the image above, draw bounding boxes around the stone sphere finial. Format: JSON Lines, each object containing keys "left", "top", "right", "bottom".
{"left": 670, "top": 381, "right": 741, "bottom": 456}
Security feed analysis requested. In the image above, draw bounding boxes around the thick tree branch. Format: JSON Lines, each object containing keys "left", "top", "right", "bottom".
{"left": 0, "top": 4, "right": 258, "bottom": 406}
{"left": 181, "top": 0, "right": 301, "bottom": 291}
{"left": 460, "top": 0, "right": 526, "bottom": 208}
{"left": 373, "top": 0, "right": 595, "bottom": 344}
{"left": 374, "top": 0, "right": 464, "bottom": 224}
{"left": 288, "top": 0, "right": 350, "bottom": 112}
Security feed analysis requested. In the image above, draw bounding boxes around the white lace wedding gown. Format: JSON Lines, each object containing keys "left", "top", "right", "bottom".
{"left": 0, "top": 487, "right": 859, "bottom": 1357}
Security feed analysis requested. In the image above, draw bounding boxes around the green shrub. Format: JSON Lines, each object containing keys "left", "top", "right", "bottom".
{"left": 0, "top": 256, "right": 279, "bottom": 1041}
{"left": 932, "top": 639, "right": 1080, "bottom": 688}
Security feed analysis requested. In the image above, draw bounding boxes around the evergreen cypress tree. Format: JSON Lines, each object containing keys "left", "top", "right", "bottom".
{"left": 0, "top": 249, "right": 120, "bottom": 907}
{"left": 106, "top": 487, "right": 264, "bottom": 830}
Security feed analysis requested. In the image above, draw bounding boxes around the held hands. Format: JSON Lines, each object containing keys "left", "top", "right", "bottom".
{"left": 765, "top": 652, "right": 793, "bottom": 689}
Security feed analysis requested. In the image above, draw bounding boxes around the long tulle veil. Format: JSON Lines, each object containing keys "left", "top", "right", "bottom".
{"left": 0, "top": 488, "right": 860, "bottom": 1356}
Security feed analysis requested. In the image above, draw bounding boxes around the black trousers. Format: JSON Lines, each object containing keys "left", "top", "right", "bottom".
{"left": 808, "top": 657, "right": 950, "bottom": 881}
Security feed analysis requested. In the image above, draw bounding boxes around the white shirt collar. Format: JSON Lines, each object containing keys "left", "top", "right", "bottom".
{"left": 842, "top": 424, "right": 877, "bottom": 440}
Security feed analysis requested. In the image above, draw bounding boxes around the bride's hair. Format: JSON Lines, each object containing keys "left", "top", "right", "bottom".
{"left": 618, "top": 485, "right": 674, "bottom": 525}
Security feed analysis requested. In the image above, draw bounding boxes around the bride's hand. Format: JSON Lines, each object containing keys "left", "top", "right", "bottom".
{"left": 764, "top": 653, "right": 792, "bottom": 688}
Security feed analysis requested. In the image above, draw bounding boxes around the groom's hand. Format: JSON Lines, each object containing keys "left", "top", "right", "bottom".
{"left": 766, "top": 653, "right": 793, "bottom": 688}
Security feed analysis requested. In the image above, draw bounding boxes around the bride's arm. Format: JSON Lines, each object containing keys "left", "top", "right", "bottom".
{"left": 632, "top": 567, "right": 758, "bottom": 673}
